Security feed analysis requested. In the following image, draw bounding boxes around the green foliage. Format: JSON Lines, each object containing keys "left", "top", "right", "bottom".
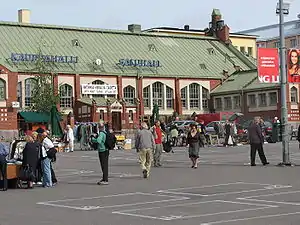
{"left": 26, "top": 48, "right": 60, "bottom": 112}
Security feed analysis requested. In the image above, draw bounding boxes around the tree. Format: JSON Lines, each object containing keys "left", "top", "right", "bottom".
{"left": 26, "top": 49, "right": 60, "bottom": 112}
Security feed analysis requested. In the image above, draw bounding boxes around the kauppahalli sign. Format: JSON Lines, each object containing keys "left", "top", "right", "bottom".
{"left": 119, "top": 59, "right": 160, "bottom": 67}
{"left": 11, "top": 53, "right": 78, "bottom": 64}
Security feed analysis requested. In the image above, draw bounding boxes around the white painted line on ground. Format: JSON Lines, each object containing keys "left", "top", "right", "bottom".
{"left": 200, "top": 211, "right": 300, "bottom": 225}
{"left": 238, "top": 190, "right": 300, "bottom": 200}
{"left": 37, "top": 192, "right": 189, "bottom": 211}
{"left": 157, "top": 182, "right": 245, "bottom": 192}
{"left": 158, "top": 183, "right": 291, "bottom": 197}
{"left": 113, "top": 200, "right": 275, "bottom": 221}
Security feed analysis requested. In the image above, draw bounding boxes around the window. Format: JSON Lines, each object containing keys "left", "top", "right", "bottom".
{"left": 60, "top": 84, "right": 73, "bottom": 108}
{"left": 269, "top": 92, "right": 277, "bottom": 106}
{"left": 248, "top": 94, "right": 256, "bottom": 107}
{"left": 166, "top": 86, "right": 173, "bottom": 109}
{"left": 17, "top": 82, "right": 22, "bottom": 107}
{"left": 92, "top": 80, "right": 105, "bottom": 97}
{"left": 152, "top": 82, "right": 164, "bottom": 108}
{"left": 215, "top": 98, "right": 222, "bottom": 109}
{"left": 233, "top": 96, "right": 240, "bottom": 108}
{"left": 143, "top": 86, "right": 150, "bottom": 108}
{"left": 129, "top": 110, "right": 134, "bottom": 122}
{"left": 224, "top": 97, "right": 232, "bottom": 109}
{"left": 290, "top": 39, "right": 297, "bottom": 48}
{"left": 240, "top": 46, "right": 245, "bottom": 53}
{"left": 275, "top": 41, "right": 280, "bottom": 48}
{"left": 248, "top": 47, "right": 253, "bottom": 57}
{"left": 123, "top": 86, "right": 135, "bottom": 104}
{"left": 99, "top": 110, "right": 104, "bottom": 121}
{"left": 202, "top": 87, "right": 209, "bottom": 109}
{"left": 25, "top": 78, "right": 36, "bottom": 107}
{"left": 258, "top": 93, "right": 267, "bottom": 106}
{"left": 189, "top": 83, "right": 200, "bottom": 109}
{"left": 0, "top": 79, "right": 5, "bottom": 101}
{"left": 291, "top": 87, "right": 298, "bottom": 103}
{"left": 181, "top": 87, "right": 187, "bottom": 109}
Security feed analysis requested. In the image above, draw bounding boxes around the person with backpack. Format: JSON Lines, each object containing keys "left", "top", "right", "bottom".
{"left": 92, "top": 123, "right": 115, "bottom": 185}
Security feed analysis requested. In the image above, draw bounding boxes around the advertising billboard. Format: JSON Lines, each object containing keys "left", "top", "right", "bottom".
{"left": 287, "top": 49, "right": 300, "bottom": 83}
{"left": 257, "top": 48, "right": 279, "bottom": 83}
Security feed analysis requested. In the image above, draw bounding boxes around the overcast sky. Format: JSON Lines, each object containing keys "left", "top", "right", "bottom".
{"left": 1, "top": 0, "right": 300, "bottom": 32}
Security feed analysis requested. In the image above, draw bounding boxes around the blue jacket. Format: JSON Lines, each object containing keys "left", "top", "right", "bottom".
{"left": 0, "top": 142, "right": 9, "bottom": 156}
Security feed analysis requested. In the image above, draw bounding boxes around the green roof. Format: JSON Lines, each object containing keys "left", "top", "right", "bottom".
{"left": 0, "top": 21, "right": 255, "bottom": 78}
{"left": 211, "top": 70, "right": 279, "bottom": 95}
{"left": 78, "top": 97, "right": 137, "bottom": 107}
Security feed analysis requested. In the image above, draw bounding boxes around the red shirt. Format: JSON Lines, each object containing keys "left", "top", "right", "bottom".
{"left": 154, "top": 126, "right": 163, "bottom": 144}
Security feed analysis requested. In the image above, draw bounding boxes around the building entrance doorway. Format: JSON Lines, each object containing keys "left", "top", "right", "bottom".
{"left": 112, "top": 111, "right": 121, "bottom": 131}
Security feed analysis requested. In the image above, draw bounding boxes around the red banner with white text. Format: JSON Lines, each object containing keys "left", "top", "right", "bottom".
{"left": 257, "top": 48, "right": 279, "bottom": 83}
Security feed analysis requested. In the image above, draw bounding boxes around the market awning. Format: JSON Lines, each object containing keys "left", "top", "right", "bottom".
{"left": 19, "top": 111, "right": 50, "bottom": 123}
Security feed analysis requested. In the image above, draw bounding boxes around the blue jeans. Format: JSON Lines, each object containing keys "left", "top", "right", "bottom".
{"left": 42, "top": 158, "right": 52, "bottom": 187}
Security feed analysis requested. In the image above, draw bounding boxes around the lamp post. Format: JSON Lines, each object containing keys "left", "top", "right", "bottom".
{"left": 276, "top": 0, "right": 291, "bottom": 166}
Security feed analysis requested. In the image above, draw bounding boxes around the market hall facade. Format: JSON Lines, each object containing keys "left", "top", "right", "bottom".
{"left": 0, "top": 10, "right": 256, "bottom": 137}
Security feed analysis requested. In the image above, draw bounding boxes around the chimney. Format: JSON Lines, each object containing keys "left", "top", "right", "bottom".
{"left": 216, "top": 24, "right": 231, "bottom": 44}
{"left": 234, "top": 65, "right": 241, "bottom": 72}
{"left": 184, "top": 25, "right": 190, "bottom": 31}
{"left": 128, "top": 24, "right": 141, "bottom": 33}
{"left": 18, "top": 9, "right": 31, "bottom": 23}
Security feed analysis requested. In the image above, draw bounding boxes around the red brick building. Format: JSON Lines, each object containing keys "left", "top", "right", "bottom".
{"left": 0, "top": 10, "right": 256, "bottom": 138}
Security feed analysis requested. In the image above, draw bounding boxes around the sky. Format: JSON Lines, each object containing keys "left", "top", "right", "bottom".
{"left": 1, "top": 0, "right": 300, "bottom": 32}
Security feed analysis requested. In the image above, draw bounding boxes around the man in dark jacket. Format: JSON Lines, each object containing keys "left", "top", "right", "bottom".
{"left": 248, "top": 117, "right": 269, "bottom": 166}
{"left": 0, "top": 142, "right": 9, "bottom": 191}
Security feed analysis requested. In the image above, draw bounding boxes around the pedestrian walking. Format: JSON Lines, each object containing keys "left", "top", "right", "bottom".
{"left": 248, "top": 117, "right": 269, "bottom": 166}
{"left": 151, "top": 120, "right": 164, "bottom": 167}
{"left": 135, "top": 122, "right": 155, "bottom": 178}
{"left": 0, "top": 141, "right": 9, "bottom": 191}
{"left": 92, "top": 123, "right": 109, "bottom": 185}
{"left": 187, "top": 123, "right": 201, "bottom": 169}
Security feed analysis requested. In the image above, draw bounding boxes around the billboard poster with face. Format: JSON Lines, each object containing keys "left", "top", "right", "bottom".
{"left": 288, "top": 49, "right": 300, "bottom": 83}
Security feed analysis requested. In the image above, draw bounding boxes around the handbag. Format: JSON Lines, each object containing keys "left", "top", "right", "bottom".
{"left": 46, "top": 147, "right": 57, "bottom": 159}
{"left": 19, "top": 165, "right": 35, "bottom": 181}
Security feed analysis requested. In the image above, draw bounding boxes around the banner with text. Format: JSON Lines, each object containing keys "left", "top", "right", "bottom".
{"left": 81, "top": 84, "right": 118, "bottom": 95}
{"left": 257, "top": 48, "right": 279, "bottom": 83}
{"left": 287, "top": 49, "right": 300, "bottom": 83}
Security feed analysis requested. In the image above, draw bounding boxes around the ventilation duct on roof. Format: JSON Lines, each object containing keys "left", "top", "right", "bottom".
{"left": 18, "top": 9, "right": 30, "bottom": 23}
{"left": 128, "top": 24, "right": 142, "bottom": 33}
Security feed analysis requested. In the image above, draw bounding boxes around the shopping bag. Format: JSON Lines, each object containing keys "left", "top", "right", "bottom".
{"left": 19, "top": 165, "right": 35, "bottom": 181}
{"left": 228, "top": 135, "right": 233, "bottom": 145}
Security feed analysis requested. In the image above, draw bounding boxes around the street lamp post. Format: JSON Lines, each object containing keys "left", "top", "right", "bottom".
{"left": 276, "top": 0, "right": 291, "bottom": 166}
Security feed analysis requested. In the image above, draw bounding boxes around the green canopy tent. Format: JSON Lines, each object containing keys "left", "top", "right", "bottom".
{"left": 50, "top": 105, "right": 63, "bottom": 137}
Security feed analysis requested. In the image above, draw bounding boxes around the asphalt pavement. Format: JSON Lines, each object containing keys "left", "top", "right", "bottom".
{"left": 1, "top": 141, "right": 300, "bottom": 225}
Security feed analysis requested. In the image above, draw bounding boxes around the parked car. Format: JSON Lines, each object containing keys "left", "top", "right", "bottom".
{"left": 205, "top": 121, "right": 226, "bottom": 136}
{"left": 166, "top": 120, "right": 198, "bottom": 133}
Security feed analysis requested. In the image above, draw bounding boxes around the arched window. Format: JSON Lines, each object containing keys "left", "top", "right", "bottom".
{"left": 166, "top": 86, "right": 173, "bottom": 109}
{"left": 181, "top": 87, "right": 187, "bottom": 109}
{"left": 152, "top": 82, "right": 164, "bottom": 107}
{"left": 123, "top": 86, "right": 135, "bottom": 104}
{"left": 25, "top": 78, "right": 36, "bottom": 107}
{"left": 291, "top": 86, "right": 298, "bottom": 103}
{"left": 143, "top": 86, "right": 150, "bottom": 108}
{"left": 189, "top": 83, "right": 200, "bottom": 109}
{"left": 202, "top": 87, "right": 209, "bottom": 109}
{"left": 92, "top": 80, "right": 105, "bottom": 97}
{"left": 60, "top": 84, "right": 73, "bottom": 108}
{"left": 0, "top": 79, "right": 6, "bottom": 101}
